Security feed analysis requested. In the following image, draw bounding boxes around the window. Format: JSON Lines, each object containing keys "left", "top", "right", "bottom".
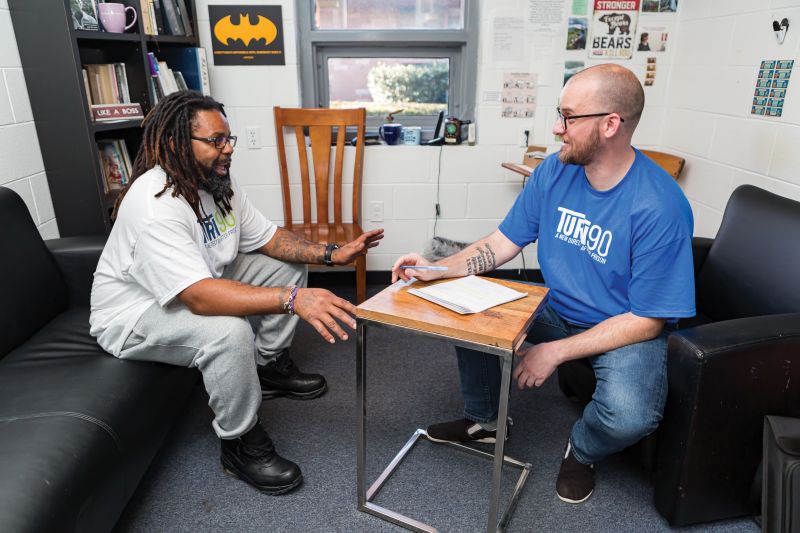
{"left": 297, "top": 0, "right": 478, "bottom": 131}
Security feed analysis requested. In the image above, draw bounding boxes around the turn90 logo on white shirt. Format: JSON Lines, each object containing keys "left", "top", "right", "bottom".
{"left": 198, "top": 209, "right": 237, "bottom": 248}
{"left": 555, "top": 206, "right": 613, "bottom": 264}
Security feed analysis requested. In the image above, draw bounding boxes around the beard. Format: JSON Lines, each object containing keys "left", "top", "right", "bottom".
{"left": 558, "top": 124, "right": 601, "bottom": 166}
{"left": 198, "top": 157, "right": 233, "bottom": 203}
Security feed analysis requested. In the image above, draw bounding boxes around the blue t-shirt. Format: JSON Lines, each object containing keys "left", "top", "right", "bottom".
{"left": 499, "top": 148, "right": 695, "bottom": 327}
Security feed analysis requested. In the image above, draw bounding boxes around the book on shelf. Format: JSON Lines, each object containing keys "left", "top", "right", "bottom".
{"left": 161, "top": 0, "right": 185, "bottom": 35}
{"left": 113, "top": 63, "right": 131, "bottom": 103}
{"left": 117, "top": 140, "right": 134, "bottom": 181}
{"left": 146, "top": 52, "right": 159, "bottom": 77}
{"left": 109, "top": 68, "right": 120, "bottom": 103}
{"left": 154, "top": 67, "right": 171, "bottom": 97}
{"left": 70, "top": 0, "right": 100, "bottom": 31}
{"left": 147, "top": 54, "right": 174, "bottom": 97}
{"left": 175, "top": 0, "right": 193, "bottom": 36}
{"left": 174, "top": 71, "right": 188, "bottom": 91}
{"left": 139, "top": 0, "right": 154, "bottom": 34}
{"left": 151, "top": 0, "right": 167, "bottom": 34}
{"left": 198, "top": 49, "right": 210, "bottom": 95}
{"left": 81, "top": 69, "right": 93, "bottom": 109}
{"left": 155, "top": 47, "right": 210, "bottom": 95}
{"left": 157, "top": 61, "right": 179, "bottom": 95}
{"left": 98, "top": 140, "right": 132, "bottom": 193}
{"left": 84, "top": 64, "right": 108, "bottom": 103}
{"left": 146, "top": 53, "right": 162, "bottom": 102}
{"left": 91, "top": 102, "right": 144, "bottom": 122}
{"left": 84, "top": 63, "right": 132, "bottom": 105}
{"left": 148, "top": 77, "right": 161, "bottom": 104}
{"left": 407, "top": 275, "right": 528, "bottom": 314}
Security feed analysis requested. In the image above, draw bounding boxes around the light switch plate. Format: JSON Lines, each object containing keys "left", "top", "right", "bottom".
{"left": 369, "top": 201, "right": 384, "bottom": 222}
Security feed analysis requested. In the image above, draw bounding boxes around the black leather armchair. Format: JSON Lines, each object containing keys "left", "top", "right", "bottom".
{"left": 557, "top": 185, "right": 800, "bottom": 526}
{"left": 0, "top": 187, "right": 198, "bottom": 532}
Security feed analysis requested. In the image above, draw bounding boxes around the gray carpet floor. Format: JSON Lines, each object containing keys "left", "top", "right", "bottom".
{"left": 114, "top": 283, "right": 759, "bottom": 533}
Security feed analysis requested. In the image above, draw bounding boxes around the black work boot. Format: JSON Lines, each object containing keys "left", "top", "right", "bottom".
{"left": 258, "top": 350, "right": 327, "bottom": 400}
{"left": 220, "top": 421, "right": 303, "bottom": 495}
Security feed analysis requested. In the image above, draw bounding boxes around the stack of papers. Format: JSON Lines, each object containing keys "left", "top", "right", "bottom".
{"left": 408, "top": 275, "right": 527, "bottom": 314}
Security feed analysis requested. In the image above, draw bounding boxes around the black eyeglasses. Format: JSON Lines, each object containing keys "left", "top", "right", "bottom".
{"left": 556, "top": 107, "right": 624, "bottom": 130}
{"left": 191, "top": 135, "right": 237, "bottom": 149}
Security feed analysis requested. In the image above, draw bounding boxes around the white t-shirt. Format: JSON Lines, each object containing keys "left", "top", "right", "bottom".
{"left": 90, "top": 166, "right": 276, "bottom": 355}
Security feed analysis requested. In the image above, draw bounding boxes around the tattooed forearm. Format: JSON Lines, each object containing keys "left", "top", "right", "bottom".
{"left": 465, "top": 243, "right": 497, "bottom": 275}
{"left": 485, "top": 243, "right": 496, "bottom": 269}
{"left": 261, "top": 228, "right": 326, "bottom": 264}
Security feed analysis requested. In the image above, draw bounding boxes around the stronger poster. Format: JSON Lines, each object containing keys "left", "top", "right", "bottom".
{"left": 589, "top": 0, "right": 640, "bottom": 60}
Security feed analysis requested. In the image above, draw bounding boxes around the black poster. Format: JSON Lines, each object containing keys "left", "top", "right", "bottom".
{"left": 209, "top": 5, "right": 285, "bottom": 66}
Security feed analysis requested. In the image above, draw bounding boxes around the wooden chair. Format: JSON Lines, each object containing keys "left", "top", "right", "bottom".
{"left": 502, "top": 147, "right": 686, "bottom": 181}
{"left": 501, "top": 145, "right": 547, "bottom": 177}
{"left": 641, "top": 149, "right": 685, "bottom": 180}
{"left": 273, "top": 106, "right": 368, "bottom": 303}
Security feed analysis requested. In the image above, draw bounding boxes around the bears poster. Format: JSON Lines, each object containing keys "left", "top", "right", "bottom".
{"left": 589, "top": 0, "right": 640, "bottom": 59}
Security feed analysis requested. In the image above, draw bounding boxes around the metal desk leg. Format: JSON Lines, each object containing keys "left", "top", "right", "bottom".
{"left": 356, "top": 320, "right": 367, "bottom": 509}
{"left": 355, "top": 321, "right": 530, "bottom": 533}
{"left": 487, "top": 350, "right": 514, "bottom": 532}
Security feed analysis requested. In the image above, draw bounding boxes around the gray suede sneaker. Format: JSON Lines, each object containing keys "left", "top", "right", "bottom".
{"left": 426, "top": 417, "right": 512, "bottom": 444}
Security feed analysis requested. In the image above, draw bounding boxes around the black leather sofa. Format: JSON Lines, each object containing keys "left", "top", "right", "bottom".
{"left": 558, "top": 185, "right": 800, "bottom": 526}
{"left": 0, "top": 187, "right": 198, "bottom": 533}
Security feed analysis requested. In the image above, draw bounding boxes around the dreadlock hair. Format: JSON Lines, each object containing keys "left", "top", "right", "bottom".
{"left": 111, "top": 90, "right": 233, "bottom": 220}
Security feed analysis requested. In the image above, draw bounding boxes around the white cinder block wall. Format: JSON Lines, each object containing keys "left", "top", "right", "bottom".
{"left": 198, "top": 0, "right": 674, "bottom": 270}
{"left": 12, "top": 0, "right": 800, "bottom": 261}
{"left": 0, "top": 0, "right": 57, "bottom": 239}
{"left": 664, "top": 1, "right": 800, "bottom": 237}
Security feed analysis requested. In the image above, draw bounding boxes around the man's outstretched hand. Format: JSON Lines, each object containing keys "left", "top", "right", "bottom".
{"left": 293, "top": 288, "right": 357, "bottom": 344}
{"left": 332, "top": 228, "right": 384, "bottom": 264}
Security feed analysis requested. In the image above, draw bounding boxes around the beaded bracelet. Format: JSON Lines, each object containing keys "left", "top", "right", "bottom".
{"left": 283, "top": 285, "right": 298, "bottom": 315}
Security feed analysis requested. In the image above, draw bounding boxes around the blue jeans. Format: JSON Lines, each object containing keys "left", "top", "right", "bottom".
{"left": 456, "top": 303, "right": 671, "bottom": 465}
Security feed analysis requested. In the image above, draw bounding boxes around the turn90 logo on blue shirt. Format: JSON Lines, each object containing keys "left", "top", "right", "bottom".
{"left": 555, "top": 206, "right": 613, "bottom": 264}
{"left": 499, "top": 149, "right": 695, "bottom": 327}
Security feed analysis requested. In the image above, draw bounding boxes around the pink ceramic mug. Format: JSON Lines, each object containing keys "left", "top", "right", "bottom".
{"left": 98, "top": 3, "right": 137, "bottom": 33}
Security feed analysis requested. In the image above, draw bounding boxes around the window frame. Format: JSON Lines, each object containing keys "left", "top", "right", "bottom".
{"left": 296, "top": 1, "right": 479, "bottom": 133}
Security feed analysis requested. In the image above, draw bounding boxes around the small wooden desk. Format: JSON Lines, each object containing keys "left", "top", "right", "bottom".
{"left": 355, "top": 278, "right": 548, "bottom": 533}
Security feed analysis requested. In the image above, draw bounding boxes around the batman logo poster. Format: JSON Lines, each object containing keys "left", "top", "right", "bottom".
{"left": 209, "top": 5, "right": 285, "bottom": 66}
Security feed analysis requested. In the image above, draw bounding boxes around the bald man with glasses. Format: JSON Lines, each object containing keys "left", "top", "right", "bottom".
{"left": 391, "top": 64, "right": 694, "bottom": 504}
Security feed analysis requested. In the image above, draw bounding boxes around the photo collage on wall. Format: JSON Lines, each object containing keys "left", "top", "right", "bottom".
{"left": 752, "top": 60, "right": 794, "bottom": 118}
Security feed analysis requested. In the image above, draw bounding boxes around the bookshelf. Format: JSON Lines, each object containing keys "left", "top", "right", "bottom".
{"left": 9, "top": 0, "right": 204, "bottom": 236}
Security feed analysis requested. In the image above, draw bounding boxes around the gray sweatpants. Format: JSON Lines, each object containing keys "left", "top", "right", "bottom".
{"left": 119, "top": 253, "right": 307, "bottom": 439}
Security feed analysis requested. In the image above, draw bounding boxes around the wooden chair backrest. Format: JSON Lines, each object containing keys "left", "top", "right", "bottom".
{"left": 273, "top": 107, "right": 366, "bottom": 227}
{"left": 642, "top": 149, "right": 685, "bottom": 180}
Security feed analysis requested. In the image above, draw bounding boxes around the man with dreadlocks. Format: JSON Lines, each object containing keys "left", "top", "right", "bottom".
{"left": 89, "top": 91, "right": 383, "bottom": 495}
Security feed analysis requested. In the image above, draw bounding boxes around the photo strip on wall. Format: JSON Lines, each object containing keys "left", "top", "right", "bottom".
{"left": 752, "top": 60, "right": 794, "bottom": 118}
{"left": 643, "top": 57, "right": 656, "bottom": 86}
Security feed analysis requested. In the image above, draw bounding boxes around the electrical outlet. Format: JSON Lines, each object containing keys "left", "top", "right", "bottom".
{"left": 369, "top": 201, "right": 384, "bottom": 222}
{"left": 519, "top": 125, "right": 532, "bottom": 147}
{"left": 245, "top": 126, "right": 261, "bottom": 149}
